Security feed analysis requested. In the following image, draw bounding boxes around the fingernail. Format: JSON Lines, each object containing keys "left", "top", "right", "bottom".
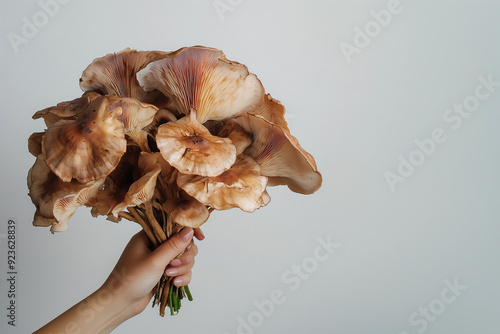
{"left": 179, "top": 228, "right": 194, "bottom": 241}
{"left": 173, "top": 278, "right": 183, "bottom": 286}
{"left": 186, "top": 243, "right": 192, "bottom": 251}
{"left": 198, "top": 229, "right": 205, "bottom": 238}
{"left": 165, "top": 267, "right": 178, "bottom": 276}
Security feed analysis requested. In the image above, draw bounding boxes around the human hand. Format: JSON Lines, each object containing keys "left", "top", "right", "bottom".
{"left": 101, "top": 227, "right": 204, "bottom": 319}
{"left": 35, "top": 227, "right": 204, "bottom": 333}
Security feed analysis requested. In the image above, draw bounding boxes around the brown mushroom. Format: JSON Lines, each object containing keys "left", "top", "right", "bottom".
{"left": 156, "top": 110, "right": 236, "bottom": 177}
{"left": 28, "top": 156, "right": 105, "bottom": 232}
{"left": 41, "top": 96, "right": 127, "bottom": 183}
{"left": 28, "top": 132, "right": 44, "bottom": 157}
{"left": 32, "top": 91, "right": 102, "bottom": 127}
{"left": 107, "top": 96, "right": 159, "bottom": 151}
{"left": 79, "top": 48, "right": 174, "bottom": 107}
{"left": 177, "top": 154, "right": 269, "bottom": 212}
{"left": 234, "top": 114, "right": 322, "bottom": 194}
{"left": 137, "top": 46, "right": 264, "bottom": 123}
{"left": 163, "top": 191, "right": 210, "bottom": 228}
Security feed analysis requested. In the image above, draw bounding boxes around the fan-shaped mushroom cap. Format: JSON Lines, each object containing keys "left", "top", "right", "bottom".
{"left": 137, "top": 46, "right": 264, "bottom": 123}
{"left": 177, "top": 154, "right": 268, "bottom": 212}
{"left": 164, "top": 192, "right": 210, "bottom": 228}
{"left": 79, "top": 48, "right": 173, "bottom": 106}
{"left": 108, "top": 96, "right": 158, "bottom": 151}
{"left": 33, "top": 91, "right": 102, "bottom": 127}
{"left": 156, "top": 110, "right": 236, "bottom": 177}
{"left": 234, "top": 114, "right": 322, "bottom": 194}
{"left": 28, "top": 156, "right": 105, "bottom": 233}
{"left": 42, "top": 96, "right": 127, "bottom": 183}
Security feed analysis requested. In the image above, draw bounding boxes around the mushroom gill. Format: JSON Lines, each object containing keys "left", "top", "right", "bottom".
{"left": 41, "top": 96, "right": 127, "bottom": 184}
{"left": 79, "top": 48, "right": 174, "bottom": 106}
{"left": 177, "top": 154, "right": 268, "bottom": 212}
{"left": 254, "top": 94, "right": 289, "bottom": 131}
{"left": 156, "top": 110, "right": 236, "bottom": 177}
{"left": 137, "top": 46, "right": 264, "bottom": 123}
{"left": 28, "top": 156, "right": 105, "bottom": 233}
{"left": 234, "top": 114, "right": 322, "bottom": 194}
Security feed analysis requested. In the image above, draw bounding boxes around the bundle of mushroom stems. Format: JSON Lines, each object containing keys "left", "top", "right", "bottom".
{"left": 27, "top": 46, "right": 322, "bottom": 316}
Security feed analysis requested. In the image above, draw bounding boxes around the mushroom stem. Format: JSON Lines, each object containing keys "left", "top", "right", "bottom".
{"left": 143, "top": 202, "right": 167, "bottom": 242}
{"left": 128, "top": 207, "right": 159, "bottom": 247}
{"left": 118, "top": 211, "right": 136, "bottom": 223}
{"left": 159, "top": 276, "right": 172, "bottom": 316}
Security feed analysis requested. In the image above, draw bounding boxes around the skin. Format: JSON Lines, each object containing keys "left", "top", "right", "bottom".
{"left": 35, "top": 227, "right": 204, "bottom": 334}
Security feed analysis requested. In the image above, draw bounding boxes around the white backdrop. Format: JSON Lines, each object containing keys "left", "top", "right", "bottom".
{"left": 1, "top": 0, "right": 500, "bottom": 333}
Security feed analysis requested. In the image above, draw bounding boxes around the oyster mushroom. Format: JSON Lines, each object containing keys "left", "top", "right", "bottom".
{"left": 79, "top": 48, "right": 173, "bottom": 107}
{"left": 108, "top": 96, "right": 159, "bottom": 151}
{"left": 42, "top": 96, "right": 127, "bottom": 183}
{"left": 234, "top": 114, "right": 322, "bottom": 194}
{"left": 177, "top": 154, "right": 268, "bottom": 212}
{"left": 137, "top": 46, "right": 264, "bottom": 123}
{"left": 156, "top": 110, "right": 236, "bottom": 177}
{"left": 164, "top": 191, "right": 210, "bottom": 228}
{"left": 33, "top": 91, "right": 102, "bottom": 127}
{"left": 28, "top": 156, "right": 105, "bottom": 232}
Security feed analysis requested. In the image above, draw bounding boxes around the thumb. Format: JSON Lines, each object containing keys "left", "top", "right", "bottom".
{"left": 148, "top": 228, "right": 194, "bottom": 269}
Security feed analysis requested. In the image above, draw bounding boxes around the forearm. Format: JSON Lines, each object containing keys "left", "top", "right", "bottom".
{"left": 34, "top": 288, "right": 135, "bottom": 334}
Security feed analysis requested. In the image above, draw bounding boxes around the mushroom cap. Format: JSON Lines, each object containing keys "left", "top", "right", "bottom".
{"left": 177, "top": 154, "right": 269, "bottom": 212}
{"left": 42, "top": 96, "right": 127, "bottom": 183}
{"left": 79, "top": 48, "right": 173, "bottom": 105}
{"left": 205, "top": 119, "right": 252, "bottom": 156}
{"left": 164, "top": 192, "right": 210, "bottom": 228}
{"left": 32, "top": 91, "right": 102, "bottom": 127}
{"left": 107, "top": 96, "right": 159, "bottom": 150}
{"left": 156, "top": 110, "right": 236, "bottom": 177}
{"left": 234, "top": 114, "right": 322, "bottom": 194}
{"left": 28, "top": 132, "right": 44, "bottom": 157}
{"left": 28, "top": 156, "right": 105, "bottom": 232}
{"left": 137, "top": 46, "right": 264, "bottom": 123}
{"left": 147, "top": 107, "right": 178, "bottom": 137}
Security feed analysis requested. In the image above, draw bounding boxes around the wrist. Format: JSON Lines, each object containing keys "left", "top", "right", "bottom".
{"left": 73, "top": 287, "right": 136, "bottom": 333}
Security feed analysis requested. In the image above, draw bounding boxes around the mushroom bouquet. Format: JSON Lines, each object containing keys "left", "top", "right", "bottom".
{"left": 27, "top": 46, "right": 322, "bottom": 316}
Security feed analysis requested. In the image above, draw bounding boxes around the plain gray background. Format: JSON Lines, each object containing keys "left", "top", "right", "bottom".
{"left": 1, "top": 0, "right": 499, "bottom": 333}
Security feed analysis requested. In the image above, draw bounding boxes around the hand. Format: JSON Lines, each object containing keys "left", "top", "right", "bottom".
{"left": 102, "top": 227, "right": 203, "bottom": 317}
{"left": 35, "top": 227, "right": 204, "bottom": 334}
